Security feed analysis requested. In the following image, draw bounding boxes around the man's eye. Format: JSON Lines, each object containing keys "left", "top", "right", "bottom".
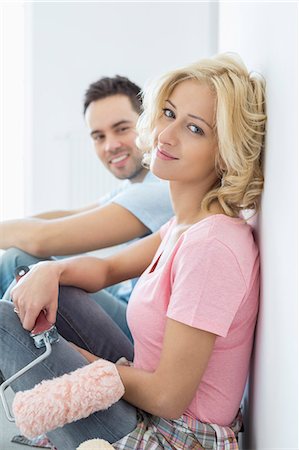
{"left": 162, "top": 108, "right": 175, "bottom": 119}
{"left": 188, "top": 124, "right": 204, "bottom": 136}
{"left": 117, "top": 127, "right": 130, "bottom": 133}
{"left": 93, "top": 134, "right": 104, "bottom": 142}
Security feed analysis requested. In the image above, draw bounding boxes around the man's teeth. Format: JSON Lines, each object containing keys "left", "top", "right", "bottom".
{"left": 111, "top": 154, "right": 128, "bottom": 164}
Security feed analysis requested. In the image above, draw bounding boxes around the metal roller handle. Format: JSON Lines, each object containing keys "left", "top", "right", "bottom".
{"left": 0, "top": 265, "right": 58, "bottom": 422}
{"left": 0, "top": 335, "right": 52, "bottom": 422}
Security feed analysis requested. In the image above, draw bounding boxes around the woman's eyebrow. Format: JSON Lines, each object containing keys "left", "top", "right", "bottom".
{"left": 165, "top": 99, "right": 213, "bottom": 130}
{"left": 166, "top": 99, "right": 176, "bottom": 109}
{"left": 188, "top": 113, "right": 213, "bottom": 130}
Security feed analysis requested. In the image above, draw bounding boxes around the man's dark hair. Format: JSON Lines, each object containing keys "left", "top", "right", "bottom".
{"left": 83, "top": 75, "right": 142, "bottom": 115}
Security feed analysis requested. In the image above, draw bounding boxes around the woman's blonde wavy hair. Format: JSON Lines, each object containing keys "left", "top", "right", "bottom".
{"left": 136, "top": 53, "right": 267, "bottom": 218}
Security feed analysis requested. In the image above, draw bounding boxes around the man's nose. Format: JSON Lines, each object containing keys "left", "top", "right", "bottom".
{"left": 104, "top": 138, "right": 122, "bottom": 152}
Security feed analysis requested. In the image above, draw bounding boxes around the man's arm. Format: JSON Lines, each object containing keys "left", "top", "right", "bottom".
{"left": 32, "top": 201, "right": 100, "bottom": 219}
{"left": 0, "top": 203, "right": 150, "bottom": 257}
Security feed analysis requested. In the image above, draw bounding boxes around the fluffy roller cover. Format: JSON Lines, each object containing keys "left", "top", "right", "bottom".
{"left": 77, "top": 438, "right": 114, "bottom": 449}
{"left": 12, "top": 359, "right": 125, "bottom": 439}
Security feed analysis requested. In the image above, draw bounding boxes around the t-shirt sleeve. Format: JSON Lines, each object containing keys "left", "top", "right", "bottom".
{"left": 111, "top": 181, "right": 173, "bottom": 233}
{"left": 97, "top": 183, "right": 128, "bottom": 206}
{"left": 167, "top": 238, "right": 246, "bottom": 337}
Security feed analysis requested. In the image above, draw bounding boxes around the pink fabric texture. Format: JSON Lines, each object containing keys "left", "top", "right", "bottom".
{"left": 12, "top": 359, "right": 124, "bottom": 439}
{"left": 127, "top": 214, "right": 260, "bottom": 426}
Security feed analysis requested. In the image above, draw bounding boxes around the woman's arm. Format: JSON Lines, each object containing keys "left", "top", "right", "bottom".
{"left": 61, "top": 316, "right": 216, "bottom": 419}
{"left": 12, "top": 319, "right": 216, "bottom": 439}
{"left": 11, "top": 231, "right": 161, "bottom": 331}
{"left": 117, "top": 318, "right": 216, "bottom": 419}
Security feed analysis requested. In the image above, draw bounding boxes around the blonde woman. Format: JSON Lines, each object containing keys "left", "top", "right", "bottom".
{"left": 0, "top": 53, "right": 266, "bottom": 449}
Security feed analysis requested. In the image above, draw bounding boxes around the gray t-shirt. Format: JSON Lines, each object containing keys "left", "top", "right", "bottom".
{"left": 99, "top": 171, "right": 173, "bottom": 301}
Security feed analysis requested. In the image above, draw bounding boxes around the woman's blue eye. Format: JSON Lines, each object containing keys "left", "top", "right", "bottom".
{"left": 162, "top": 108, "right": 175, "bottom": 118}
{"left": 189, "top": 124, "right": 204, "bottom": 136}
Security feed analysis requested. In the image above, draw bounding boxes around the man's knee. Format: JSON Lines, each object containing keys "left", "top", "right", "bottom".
{"left": 0, "top": 248, "right": 47, "bottom": 297}
{"left": 1, "top": 247, "right": 40, "bottom": 269}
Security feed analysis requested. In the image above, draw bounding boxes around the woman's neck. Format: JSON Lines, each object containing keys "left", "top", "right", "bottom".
{"left": 169, "top": 180, "right": 224, "bottom": 226}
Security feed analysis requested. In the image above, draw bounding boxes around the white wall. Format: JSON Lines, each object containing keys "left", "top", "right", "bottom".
{"left": 218, "top": 3, "right": 298, "bottom": 449}
{"left": 24, "top": 1, "right": 218, "bottom": 214}
{"left": 0, "top": 4, "right": 25, "bottom": 220}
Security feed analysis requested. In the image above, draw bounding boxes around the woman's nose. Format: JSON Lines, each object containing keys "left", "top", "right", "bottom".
{"left": 158, "top": 122, "right": 178, "bottom": 146}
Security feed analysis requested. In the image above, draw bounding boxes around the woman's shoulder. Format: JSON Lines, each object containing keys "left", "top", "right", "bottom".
{"left": 183, "top": 213, "right": 248, "bottom": 236}
{"left": 181, "top": 214, "right": 258, "bottom": 260}
{"left": 174, "top": 214, "right": 259, "bottom": 288}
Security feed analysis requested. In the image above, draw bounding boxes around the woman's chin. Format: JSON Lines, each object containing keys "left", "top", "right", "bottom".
{"left": 151, "top": 168, "right": 170, "bottom": 181}
{"left": 150, "top": 159, "right": 170, "bottom": 181}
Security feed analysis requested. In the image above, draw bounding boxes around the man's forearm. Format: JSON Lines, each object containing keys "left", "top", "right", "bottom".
{"left": 0, "top": 219, "right": 45, "bottom": 254}
{"left": 0, "top": 203, "right": 149, "bottom": 258}
{"left": 0, "top": 216, "right": 90, "bottom": 257}
{"left": 33, "top": 210, "right": 75, "bottom": 219}
{"left": 32, "top": 200, "right": 100, "bottom": 219}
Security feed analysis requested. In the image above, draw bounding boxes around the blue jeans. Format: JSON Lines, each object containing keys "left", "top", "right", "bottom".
{"left": 0, "top": 291, "right": 137, "bottom": 449}
{"left": 0, "top": 248, "right": 132, "bottom": 341}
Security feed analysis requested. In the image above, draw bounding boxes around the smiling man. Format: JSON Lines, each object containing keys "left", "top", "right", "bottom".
{"left": 86, "top": 93, "right": 145, "bottom": 182}
{"left": 0, "top": 76, "right": 173, "bottom": 339}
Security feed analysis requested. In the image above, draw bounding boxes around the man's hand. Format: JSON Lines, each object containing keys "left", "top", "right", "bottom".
{"left": 11, "top": 261, "right": 60, "bottom": 331}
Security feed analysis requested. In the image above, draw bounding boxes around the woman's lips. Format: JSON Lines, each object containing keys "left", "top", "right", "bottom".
{"left": 156, "top": 148, "right": 179, "bottom": 161}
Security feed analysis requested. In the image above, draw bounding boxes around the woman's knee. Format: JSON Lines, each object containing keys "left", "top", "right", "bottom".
{"left": 58, "top": 285, "right": 89, "bottom": 311}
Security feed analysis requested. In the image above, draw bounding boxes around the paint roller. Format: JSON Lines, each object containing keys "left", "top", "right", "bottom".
{"left": 0, "top": 265, "right": 125, "bottom": 439}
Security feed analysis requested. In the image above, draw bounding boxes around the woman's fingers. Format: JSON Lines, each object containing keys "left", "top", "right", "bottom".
{"left": 10, "top": 262, "right": 59, "bottom": 331}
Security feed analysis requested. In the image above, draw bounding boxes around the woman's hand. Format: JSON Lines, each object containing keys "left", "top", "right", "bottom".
{"left": 11, "top": 261, "right": 60, "bottom": 331}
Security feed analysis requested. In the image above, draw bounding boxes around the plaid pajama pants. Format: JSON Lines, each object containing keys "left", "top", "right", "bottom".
{"left": 112, "top": 409, "right": 242, "bottom": 449}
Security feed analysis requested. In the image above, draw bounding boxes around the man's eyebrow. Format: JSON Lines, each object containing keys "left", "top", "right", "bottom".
{"left": 90, "top": 120, "right": 133, "bottom": 137}
{"left": 166, "top": 99, "right": 213, "bottom": 130}
{"left": 112, "top": 120, "right": 133, "bottom": 129}
{"left": 90, "top": 130, "right": 101, "bottom": 137}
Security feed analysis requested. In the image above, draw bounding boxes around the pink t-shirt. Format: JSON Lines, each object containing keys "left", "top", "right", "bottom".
{"left": 127, "top": 214, "right": 260, "bottom": 426}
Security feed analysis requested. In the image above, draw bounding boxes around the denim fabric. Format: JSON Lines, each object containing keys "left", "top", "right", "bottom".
{"left": 0, "top": 247, "right": 49, "bottom": 297}
{"left": 0, "top": 300, "right": 137, "bottom": 449}
{"left": 0, "top": 248, "right": 132, "bottom": 341}
{"left": 56, "top": 286, "right": 134, "bottom": 363}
